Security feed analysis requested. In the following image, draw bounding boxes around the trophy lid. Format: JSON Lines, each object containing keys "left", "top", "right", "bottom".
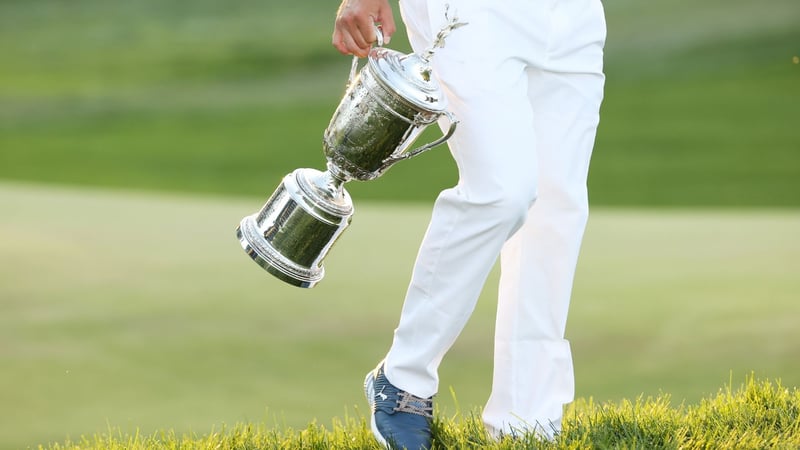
{"left": 368, "top": 48, "right": 448, "bottom": 113}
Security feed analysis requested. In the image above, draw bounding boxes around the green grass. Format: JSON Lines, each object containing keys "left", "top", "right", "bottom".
{"left": 1, "top": 0, "right": 799, "bottom": 448}
{"left": 42, "top": 377, "right": 800, "bottom": 449}
{"left": 1, "top": 0, "right": 799, "bottom": 205}
{"left": 1, "top": 182, "right": 799, "bottom": 449}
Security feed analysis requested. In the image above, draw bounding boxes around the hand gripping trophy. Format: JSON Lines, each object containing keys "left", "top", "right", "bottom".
{"left": 236, "top": 13, "right": 467, "bottom": 288}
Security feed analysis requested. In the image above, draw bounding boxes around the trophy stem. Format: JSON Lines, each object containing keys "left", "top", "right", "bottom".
{"left": 325, "top": 162, "right": 350, "bottom": 190}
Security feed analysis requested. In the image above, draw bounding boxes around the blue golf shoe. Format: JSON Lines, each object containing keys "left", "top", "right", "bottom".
{"left": 364, "top": 363, "right": 434, "bottom": 450}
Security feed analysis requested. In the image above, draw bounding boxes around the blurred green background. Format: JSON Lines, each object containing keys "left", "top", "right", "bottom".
{"left": 1, "top": 0, "right": 799, "bottom": 449}
{"left": 2, "top": 0, "right": 798, "bottom": 205}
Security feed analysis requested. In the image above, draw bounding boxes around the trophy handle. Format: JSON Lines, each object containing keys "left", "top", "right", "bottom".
{"left": 379, "top": 111, "right": 458, "bottom": 170}
{"left": 346, "top": 26, "right": 385, "bottom": 90}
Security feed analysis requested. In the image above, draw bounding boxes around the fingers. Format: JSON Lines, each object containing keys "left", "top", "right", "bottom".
{"left": 332, "top": 28, "right": 367, "bottom": 58}
{"left": 377, "top": 5, "right": 396, "bottom": 42}
{"left": 333, "top": 0, "right": 396, "bottom": 57}
{"left": 333, "top": 18, "right": 371, "bottom": 57}
{"left": 333, "top": 12, "right": 376, "bottom": 57}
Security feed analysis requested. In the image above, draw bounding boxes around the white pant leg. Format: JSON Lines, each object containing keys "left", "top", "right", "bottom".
{"left": 386, "top": 0, "right": 605, "bottom": 414}
{"left": 483, "top": 0, "right": 606, "bottom": 439}
{"left": 385, "top": 0, "right": 545, "bottom": 398}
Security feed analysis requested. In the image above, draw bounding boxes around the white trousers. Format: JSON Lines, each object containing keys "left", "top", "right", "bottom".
{"left": 385, "top": 0, "right": 606, "bottom": 438}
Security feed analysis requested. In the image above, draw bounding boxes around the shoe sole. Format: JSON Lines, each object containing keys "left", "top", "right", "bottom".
{"left": 364, "top": 370, "right": 390, "bottom": 448}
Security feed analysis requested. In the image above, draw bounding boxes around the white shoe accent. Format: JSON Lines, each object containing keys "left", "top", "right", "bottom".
{"left": 364, "top": 370, "right": 389, "bottom": 448}
{"left": 377, "top": 386, "right": 388, "bottom": 401}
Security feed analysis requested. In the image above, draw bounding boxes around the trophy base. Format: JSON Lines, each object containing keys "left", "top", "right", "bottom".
{"left": 236, "top": 214, "right": 324, "bottom": 288}
{"left": 236, "top": 168, "right": 353, "bottom": 289}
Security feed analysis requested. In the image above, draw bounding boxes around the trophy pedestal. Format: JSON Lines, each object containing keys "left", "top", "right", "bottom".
{"left": 235, "top": 168, "right": 353, "bottom": 288}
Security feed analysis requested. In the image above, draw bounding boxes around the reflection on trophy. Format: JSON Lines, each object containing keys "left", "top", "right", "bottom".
{"left": 236, "top": 15, "right": 466, "bottom": 288}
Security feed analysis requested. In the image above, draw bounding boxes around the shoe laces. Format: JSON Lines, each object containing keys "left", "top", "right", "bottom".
{"left": 393, "top": 391, "right": 433, "bottom": 418}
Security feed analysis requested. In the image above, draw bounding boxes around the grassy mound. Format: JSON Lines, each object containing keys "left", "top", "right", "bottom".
{"left": 44, "top": 377, "right": 800, "bottom": 449}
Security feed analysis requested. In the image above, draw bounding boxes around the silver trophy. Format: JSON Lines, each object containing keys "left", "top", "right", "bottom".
{"left": 236, "top": 16, "right": 466, "bottom": 287}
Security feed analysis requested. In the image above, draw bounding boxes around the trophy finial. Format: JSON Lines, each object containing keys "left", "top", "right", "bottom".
{"left": 421, "top": 5, "right": 468, "bottom": 63}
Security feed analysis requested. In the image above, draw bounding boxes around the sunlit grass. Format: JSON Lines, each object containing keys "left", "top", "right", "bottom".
{"left": 42, "top": 377, "right": 800, "bottom": 449}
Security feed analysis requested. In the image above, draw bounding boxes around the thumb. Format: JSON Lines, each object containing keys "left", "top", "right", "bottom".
{"left": 376, "top": 5, "right": 396, "bottom": 44}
